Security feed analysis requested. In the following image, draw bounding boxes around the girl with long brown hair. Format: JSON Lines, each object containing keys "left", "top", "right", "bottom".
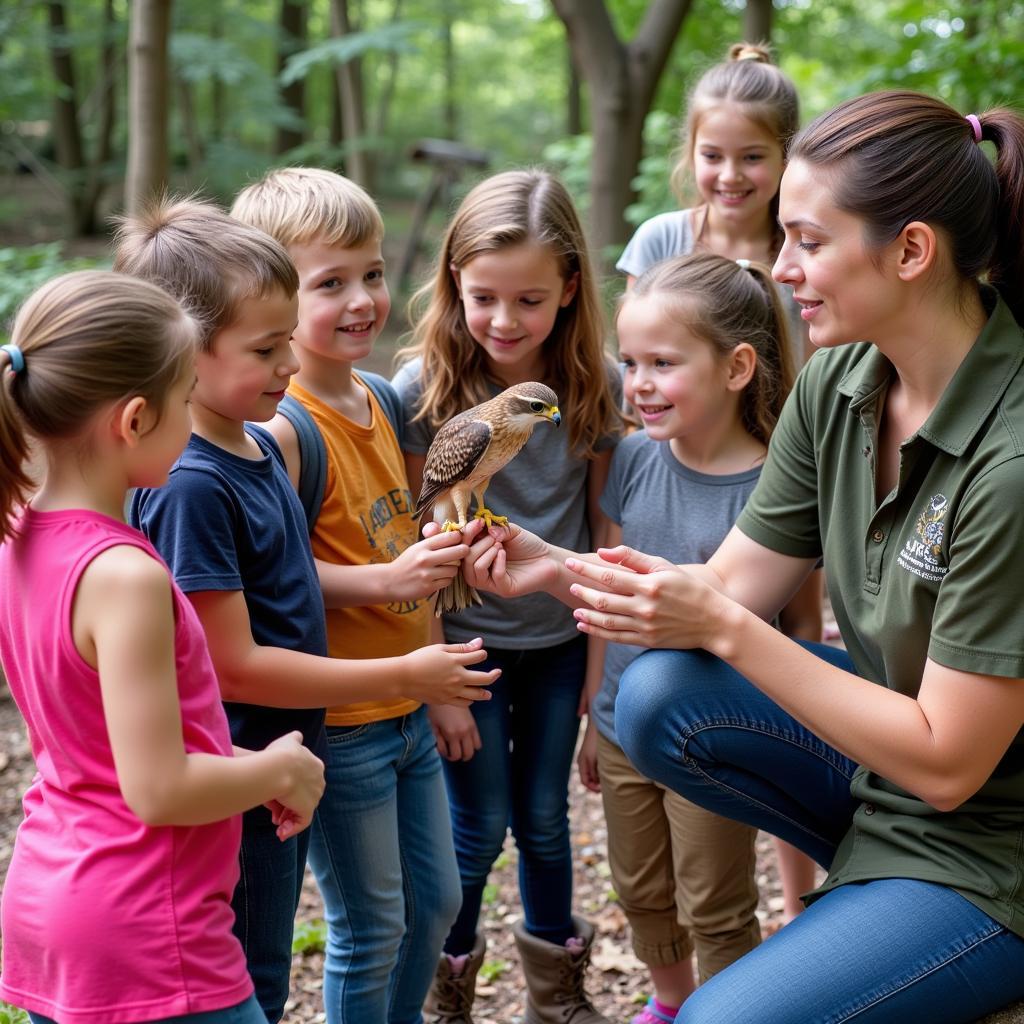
{"left": 394, "top": 168, "right": 622, "bottom": 1023}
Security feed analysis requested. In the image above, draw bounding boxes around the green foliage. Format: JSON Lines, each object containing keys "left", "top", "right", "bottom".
{"left": 481, "top": 881, "right": 500, "bottom": 906}
{"left": 172, "top": 33, "right": 267, "bottom": 87}
{"left": 478, "top": 957, "right": 511, "bottom": 983}
{"left": 542, "top": 109, "right": 677, "bottom": 225}
{"left": 625, "top": 110, "right": 678, "bottom": 227}
{"left": 291, "top": 918, "right": 327, "bottom": 956}
{"left": 0, "top": 1002, "right": 30, "bottom": 1024}
{"left": 4, "top": 0, "right": 1023, "bottom": 241}
{"left": 541, "top": 134, "right": 592, "bottom": 213}
{"left": 0, "top": 244, "right": 107, "bottom": 338}
{"left": 280, "top": 22, "right": 426, "bottom": 87}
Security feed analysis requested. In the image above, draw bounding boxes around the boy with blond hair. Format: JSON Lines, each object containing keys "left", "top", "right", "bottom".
{"left": 115, "top": 196, "right": 496, "bottom": 1024}
{"left": 231, "top": 168, "right": 471, "bottom": 1024}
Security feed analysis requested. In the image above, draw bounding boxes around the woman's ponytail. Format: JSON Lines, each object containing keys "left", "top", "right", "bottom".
{"left": 980, "top": 109, "right": 1024, "bottom": 315}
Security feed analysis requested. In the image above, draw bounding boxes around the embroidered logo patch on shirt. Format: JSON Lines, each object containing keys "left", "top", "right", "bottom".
{"left": 897, "top": 493, "right": 949, "bottom": 582}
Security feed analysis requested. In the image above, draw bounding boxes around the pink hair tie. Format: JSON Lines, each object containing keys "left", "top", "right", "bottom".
{"left": 966, "top": 114, "right": 982, "bottom": 143}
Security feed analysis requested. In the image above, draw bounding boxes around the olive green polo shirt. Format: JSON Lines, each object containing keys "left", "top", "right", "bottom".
{"left": 737, "top": 290, "right": 1024, "bottom": 936}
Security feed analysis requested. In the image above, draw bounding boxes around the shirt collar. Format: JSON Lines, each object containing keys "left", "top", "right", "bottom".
{"left": 835, "top": 290, "right": 1024, "bottom": 455}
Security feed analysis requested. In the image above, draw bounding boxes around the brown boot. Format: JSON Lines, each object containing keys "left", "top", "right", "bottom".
{"left": 513, "top": 916, "right": 610, "bottom": 1023}
{"left": 423, "top": 932, "right": 486, "bottom": 1024}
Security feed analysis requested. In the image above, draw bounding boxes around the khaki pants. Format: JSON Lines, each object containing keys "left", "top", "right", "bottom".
{"left": 597, "top": 731, "right": 761, "bottom": 981}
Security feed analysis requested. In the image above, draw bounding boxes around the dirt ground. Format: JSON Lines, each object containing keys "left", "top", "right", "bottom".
{"left": 0, "top": 680, "right": 806, "bottom": 1024}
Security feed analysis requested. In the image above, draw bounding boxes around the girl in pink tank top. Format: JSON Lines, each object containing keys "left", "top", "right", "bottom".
{"left": 0, "top": 272, "right": 324, "bottom": 1024}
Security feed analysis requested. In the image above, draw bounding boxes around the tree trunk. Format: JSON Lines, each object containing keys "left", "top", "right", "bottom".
{"left": 552, "top": 0, "right": 694, "bottom": 259}
{"left": 329, "top": 75, "right": 344, "bottom": 151}
{"left": 275, "top": 0, "right": 307, "bottom": 154}
{"left": 372, "top": 0, "right": 403, "bottom": 140}
{"left": 45, "top": 1, "right": 92, "bottom": 233}
{"left": 177, "top": 75, "right": 204, "bottom": 176}
{"left": 743, "top": 0, "right": 773, "bottom": 45}
{"left": 329, "top": 0, "right": 372, "bottom": 188}
{"left": 210, "top": 6, "right": 225, "bottom": 142}
{"left": 80, "top": 0, "right": 117, "bottom": 233}
{"left": 125, "top": 0, "right": 172, "bottom": 217}
{"left": 567, "top": 46, "right": 583, "bottom": 135}
{"left": 442, "top": 2, "right": 456, "bottom": 139}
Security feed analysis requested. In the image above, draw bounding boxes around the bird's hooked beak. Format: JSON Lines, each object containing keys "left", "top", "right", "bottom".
{"left": 549, "top": 405, "right": 561, "bottom": 427}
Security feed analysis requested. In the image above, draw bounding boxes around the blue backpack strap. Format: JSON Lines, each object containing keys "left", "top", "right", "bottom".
{"left": 358, "top": 370, "right": 406, "bottom": 450}
{"left": 272, "top": 394, "right": 326, "bottom": 534}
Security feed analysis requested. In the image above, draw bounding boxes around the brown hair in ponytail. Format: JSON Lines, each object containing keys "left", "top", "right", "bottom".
{"left": 670, "top": 41, "right": 800, "bottom": 233}
{"left": 623, "top": 251, "right": 795, "bottom": 447}
{"left": 0, "top": 271, "right": 199, "bottom": 541}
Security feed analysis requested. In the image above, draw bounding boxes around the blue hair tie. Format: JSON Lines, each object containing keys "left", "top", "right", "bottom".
{"left": 736, "top": 259, "right": 751, "bottom": 270}
{"left": 1, "top": 344, "right": 24, "bottom": 374}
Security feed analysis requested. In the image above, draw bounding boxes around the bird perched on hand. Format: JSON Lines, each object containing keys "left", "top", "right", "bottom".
{"left": 413, "top": 381, "right": 561, "bottom": 614}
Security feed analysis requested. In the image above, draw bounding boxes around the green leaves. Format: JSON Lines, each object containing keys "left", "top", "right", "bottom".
{"left": 0, "top": 1002, "right": 30, "bottom": 1024}
{"left": 280, "top": 22, "right": 426, "bottom": 86}
{"left": 0, "top": 244, "right": 106, "bottom": 340}
{"left": 291, "top": 917, "right": 327, "bottom": 956}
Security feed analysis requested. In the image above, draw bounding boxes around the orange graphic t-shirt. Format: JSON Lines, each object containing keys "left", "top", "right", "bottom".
{"left": 290, "top": 377, "right": 430, "bottom": 726}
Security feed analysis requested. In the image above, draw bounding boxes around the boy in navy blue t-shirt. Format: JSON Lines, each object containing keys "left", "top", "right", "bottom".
{"left": 115, "top": 198, "right": 498, "bottom": 1023}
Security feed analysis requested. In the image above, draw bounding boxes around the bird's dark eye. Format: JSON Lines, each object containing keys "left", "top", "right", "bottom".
{"left": 530, "top": 401, "right": 544, "bottom": 412}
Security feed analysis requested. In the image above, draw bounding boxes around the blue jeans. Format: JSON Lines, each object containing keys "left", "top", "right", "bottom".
{"left": 443, "top": 635, "right": 587, "bottom": 953}
{"left": 231, "top": 808, "right": 311, "bottom": 1023}
{"left": 308, "top": 707, "right": 461, "bottom": 1024}
{"left": 615, "top": 644, "right": 1024, "bottom": 1023}
{"left": 29, "top": 995, "right": 266, "bottom": 1024}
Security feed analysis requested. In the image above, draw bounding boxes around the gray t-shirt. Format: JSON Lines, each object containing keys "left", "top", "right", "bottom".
{"left": 616, "top": 207, "right": 806, "bottom": 367}
{"left": 393, "top": 358, "right": 620, "bottom": 648}
{"left": 592, "top": 431, "right": 761, "bottom": 745}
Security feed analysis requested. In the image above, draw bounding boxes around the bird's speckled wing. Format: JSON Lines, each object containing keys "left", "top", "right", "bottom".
{"left": 413, "top": 414, "right": 493, "bottom": 518}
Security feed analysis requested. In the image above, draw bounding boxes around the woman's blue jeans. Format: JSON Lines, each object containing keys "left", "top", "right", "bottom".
{"left": 615, "top": 643, "right": 1024, "bottom": 1024}
{"left": 307, "top": 706, "right": 462, "bottom": 1024}
{"left": 443, "top": 636, "right": 587, "bottom": 953}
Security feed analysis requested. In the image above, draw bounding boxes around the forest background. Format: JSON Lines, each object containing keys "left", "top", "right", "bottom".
{"left": 2, "top": 2, "right": 1024, "bottom": 1022}
{"left": 2, "top": 0, "right": 1022, "bottom": 346}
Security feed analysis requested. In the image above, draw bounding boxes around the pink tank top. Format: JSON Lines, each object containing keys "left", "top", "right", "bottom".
{"left": 0, "top": 509, "right": 252, "bottom": 1023}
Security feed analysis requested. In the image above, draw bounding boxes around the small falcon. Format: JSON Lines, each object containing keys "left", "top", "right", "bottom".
{"left": 413, "top": 381, "right": 561, "bottom": 614}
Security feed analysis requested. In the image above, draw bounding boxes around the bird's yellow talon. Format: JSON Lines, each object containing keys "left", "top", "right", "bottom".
{"left": 441, "top": 520, "right": 466, "bottom": 532}
{"left": 473, "top": 507, "right": 508, "bottom": 528}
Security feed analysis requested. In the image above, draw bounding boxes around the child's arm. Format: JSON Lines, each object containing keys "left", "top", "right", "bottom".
{"left": 315, "top": 532, "right": 469, "bottom": 608}
{"left": 78, "top": 546, "right": 325, "bottom": 835}
{"left": 188, "top": 588, "right": 499, "bottom": 708}
{"left": 778, "top": 568, "right": 824, "bottom": 643}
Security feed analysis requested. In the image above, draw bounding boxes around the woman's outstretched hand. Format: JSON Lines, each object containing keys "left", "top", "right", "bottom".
{"left": 461, "top": 522, "right": 559, "bottom": 599}
{"left": 566, "top": 545, "right": 726, "bottom": 649}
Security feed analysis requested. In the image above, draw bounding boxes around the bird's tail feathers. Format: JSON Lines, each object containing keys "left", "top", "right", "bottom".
{"left": 434, "top": 575, "right": 483, "bottom": 616}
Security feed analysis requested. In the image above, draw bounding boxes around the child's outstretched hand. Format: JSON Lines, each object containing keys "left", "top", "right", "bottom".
{"left": 387, "top": 529, "right": 471, "bottom": 602}
{"left": 263, "top": 731, "right": 326, "bottom": 842}
{"left": 403, "top": 637, "right": 500, "bottom": 707}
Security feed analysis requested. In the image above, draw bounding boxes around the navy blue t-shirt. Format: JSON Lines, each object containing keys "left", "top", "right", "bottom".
{"left": 130, "top": 427, "right": 328, "bottom": 756}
